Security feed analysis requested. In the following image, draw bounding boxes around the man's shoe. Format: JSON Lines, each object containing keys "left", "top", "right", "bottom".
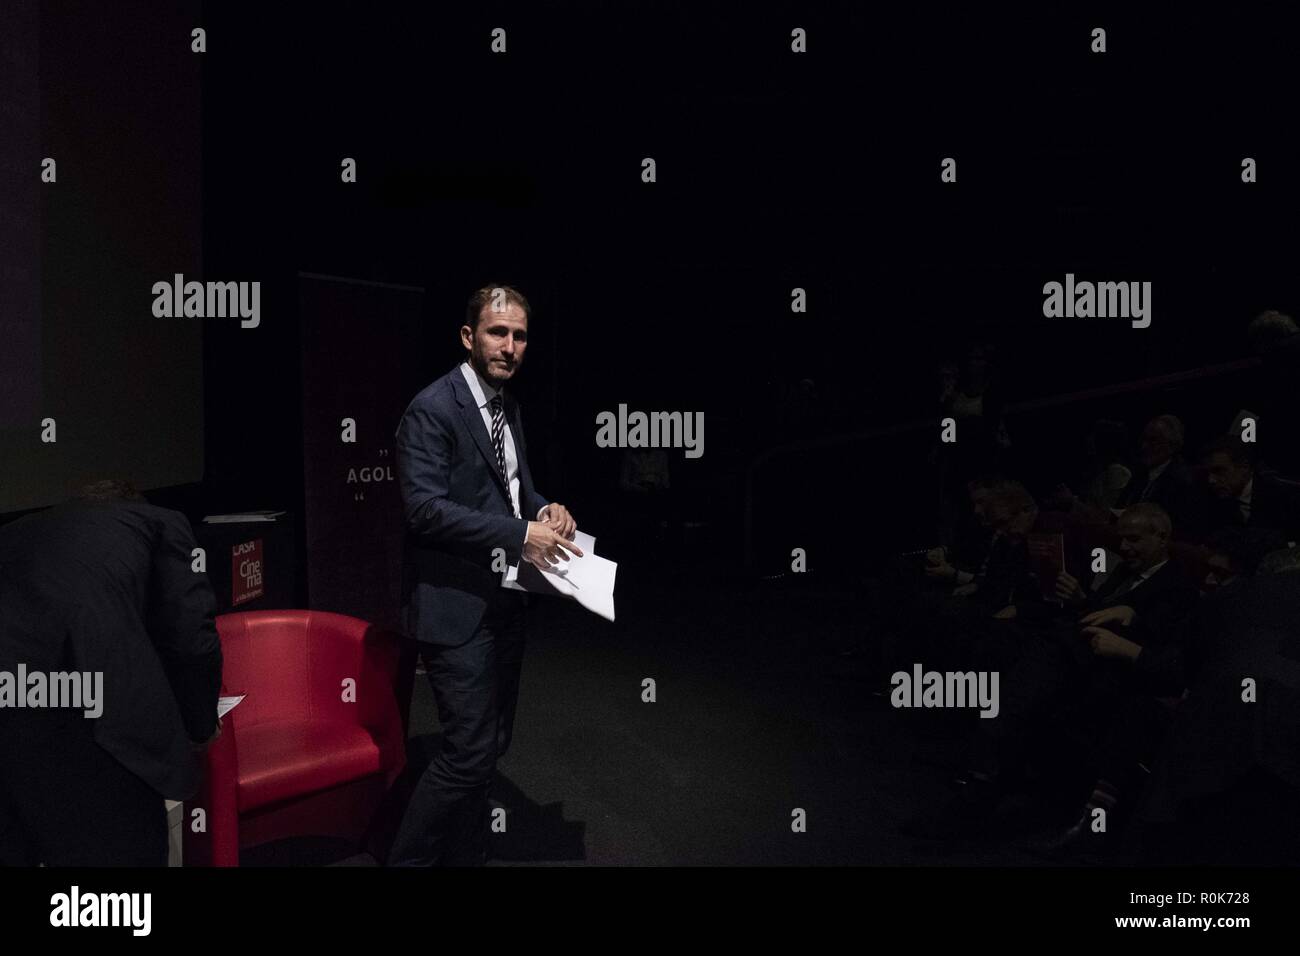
{"left": 1025, "top": 809, "right": 1116, "bottom": 861}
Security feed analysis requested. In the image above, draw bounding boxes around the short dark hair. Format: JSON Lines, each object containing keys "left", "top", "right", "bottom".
{"left": 465, "top": 284, "right": 531, "bottom": 332}
{"left": 74, "top": 479, "right": 145, "bottom": 501}
{"left": 1200, "top": 434, "right": 1256, "bottom": 468}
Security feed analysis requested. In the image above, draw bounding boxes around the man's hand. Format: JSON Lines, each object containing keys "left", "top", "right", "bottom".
{"left": 925, "top": 560, "right": 957, "bottom": 581}
{"left": 992, "top": 605, "right": 1018, "bottom": 620}
{"left": 539, "top": 503, "right": 576, "bottom": 539}
{"left": 1054, "top": 571, "right": 1088, "bottom": 606}
{"left": 1081, "top": 626, "right": 1142, "bottom": 661}
{"left": 1080, "top": 605, "right": 1137, "bottom": 628}
{"left": 192, "top": 718, "right": 222, "bottom": 751}
{"left": 952, "top": 581, "right": 979, "bottom": 597}
{"left": 525, "top": 521, "right": 584, "bottom": 570}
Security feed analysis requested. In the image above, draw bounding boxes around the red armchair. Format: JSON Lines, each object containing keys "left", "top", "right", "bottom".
{"left": 183, "top": 610, "right": 415, "bottom": 866}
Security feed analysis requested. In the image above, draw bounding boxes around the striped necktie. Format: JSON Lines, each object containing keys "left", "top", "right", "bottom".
{"left": 488, "top": 395, "right": 515, "bottom": 515}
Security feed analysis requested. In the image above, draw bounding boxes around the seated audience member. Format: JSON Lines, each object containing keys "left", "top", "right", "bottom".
{"left": 1051, "top": 419, "right": 1132, "bottom": 515}
{"left": 904, "top": 504, "right": 1196, "bottom": 839}
{"left": 880, "top": 481, "right": 1045, "bottom": 676}
{"left": 863, "top": 477, "right": 1008, "bottom": 675}
{"left": 961, "top": 482, "right": 1050, "bottom": 621}
{"left": 1200, "top": 434, "right": 1300, "bottom": 544}
{"left": 1136, "top": 543, "right": 1300, "bottom": 863}
{"left": 923, "top": 475, "right": 1006, "bottom": 588}
{"left": 1112, "top": 415, "right": 1202, "bottom": 537}
{"left": 1049, "top": 504, "right": 1199, "bottom": 641}
{"left": 1037, "top": 527, "right": 1285, "bottom": 854}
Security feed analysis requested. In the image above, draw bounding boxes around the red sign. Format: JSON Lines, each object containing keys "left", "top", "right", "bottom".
{"left": 232, "top": 538, "right": 265, "bottom": 606}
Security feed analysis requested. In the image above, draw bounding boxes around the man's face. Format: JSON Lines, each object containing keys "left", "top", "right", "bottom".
{"left": 1205, "top": 452, "right": 1251, "bottom": 499}
{"left": 1117, "top": 515, "right": 1167, "bottom": 570}
{"left": 1139, "top": 422, "right": 1176, "bottom": 468}
{"left": 970, "top": 488, "right": 993, "bottom": 527}
{"left": 462, "top": 302, "right": 528, "bottom": 389}
{"left": 990, "top": 503, "right": 1033, "bottom": 538}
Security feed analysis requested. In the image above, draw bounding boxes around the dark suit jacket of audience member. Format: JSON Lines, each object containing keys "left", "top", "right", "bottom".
{"left": 1114, "top": 457, "right": 1203, "bottom": 538}
{"left": 1089, "top": 559, "right": 1198, "bottom": 642}
{"left": 1204, "top": 472, "right": 1300, "bottom": 544}
{"left": 0, "top": 500, "right": 223, "bottom": 800}
{"left": 1149, "top": 571, "right": 1300, "bottom": 802}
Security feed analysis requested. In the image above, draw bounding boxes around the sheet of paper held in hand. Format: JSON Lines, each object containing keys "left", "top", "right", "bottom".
{"left": 217, "top": 695, "right": 245, "bottom": 719}
{"left": 502, "top": 528, "right": 617, "bottom": 622}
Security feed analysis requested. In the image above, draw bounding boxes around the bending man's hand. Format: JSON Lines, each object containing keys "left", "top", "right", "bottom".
{"left": 192, "top": 717, "right": 222, "bottom": 751}
{"left": 525, "top": 521, "right": 583, "bottom": 570}
{"left": 539, "top": 503, "right": 576, "bottom": 539}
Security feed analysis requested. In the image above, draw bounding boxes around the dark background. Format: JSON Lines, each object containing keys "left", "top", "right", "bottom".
{"left": 5, "top": 0, "right": 1299, "bottom": 870}
{"left": 9, "top": 3, "right": 1297, "bottom": 556}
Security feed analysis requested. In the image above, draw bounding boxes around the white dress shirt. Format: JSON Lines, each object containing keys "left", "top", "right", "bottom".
{"left": 460, "top": 362, "right": 548, "bottom": 547}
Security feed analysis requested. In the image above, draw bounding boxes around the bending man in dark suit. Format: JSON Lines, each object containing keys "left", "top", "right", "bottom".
{"left": 0, "top": 480, "right": 223, "bottom": 866}
{"left": 388, "top": 284, "right": 581, "bottom": 867}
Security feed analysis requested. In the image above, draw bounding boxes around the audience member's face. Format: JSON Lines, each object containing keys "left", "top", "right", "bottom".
{"left": 969, "top": 488, "right": 993, "bottom": 527}
{"left": 1139, "top": 422, "right": 1177, "bottom": 468}
{"left": 1202, "top": 553, "right": 1240, "bottom": 593}
{"left": 1205, "top": 452, "right": 1251, "bottom": 499}
{"left": 1117, "top": 516, "right": 1168, "bottom": 570}
{"left": 462, "top": 302, "right": 528, "bottom": 389}
{"left": 991, "top": 505, "right": 1034, "bottom": 538}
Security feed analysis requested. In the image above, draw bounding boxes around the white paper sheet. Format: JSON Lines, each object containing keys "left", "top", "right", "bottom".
{"left": 501, "top": 528, "right": 617, "bottom": 621}
{"left": 217, "top": 695, "right": 245, "bottom": 719}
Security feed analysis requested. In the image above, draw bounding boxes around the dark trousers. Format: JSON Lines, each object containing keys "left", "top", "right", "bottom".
{"left": 0, "top": 708, "right": 168, "bottom": 866}
{"left": 388, "top": 592, "right": 529, "bottom": 866}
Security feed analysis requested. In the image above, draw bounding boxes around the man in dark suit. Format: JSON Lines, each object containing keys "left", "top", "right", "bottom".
{"left": 387, "top": 284, "right": 580, "bottom": 867}
{"left": 1113, "top": 415, "right": 1201, "bottom": 538}
{"left": 0, "top": 480, "right": 223, "bottom": 866}
{"left": 1201, "top": 435, "right": 1300, "bottom": 544}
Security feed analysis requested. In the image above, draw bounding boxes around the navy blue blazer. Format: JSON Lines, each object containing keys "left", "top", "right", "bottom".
{"left": 395, "top": 365, "right": 549, "bottom": 646}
